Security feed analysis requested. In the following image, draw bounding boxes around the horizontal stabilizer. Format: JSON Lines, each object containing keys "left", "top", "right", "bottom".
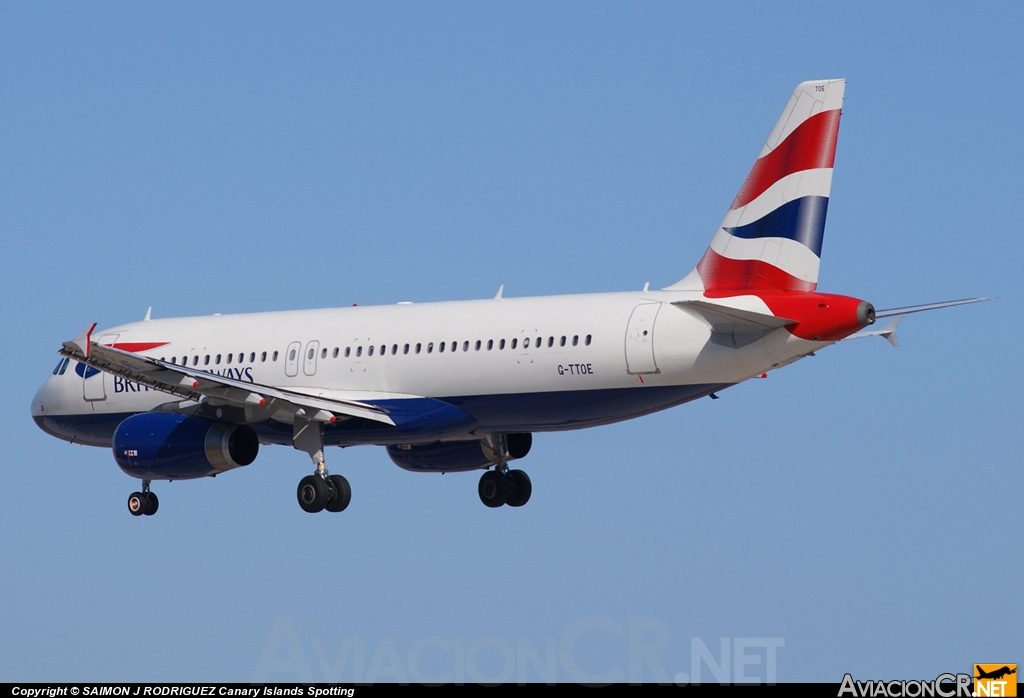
{"left": 874, "top": 297, "right": 991, "bottom": 318}
{"left": 847, "top": 316, "right": 901, "bottom": 347}
{"left": 674, "top": 300, "right": 794, "bottom": 335}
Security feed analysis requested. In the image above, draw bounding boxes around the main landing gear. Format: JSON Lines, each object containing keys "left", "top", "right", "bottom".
{"left": 477, "top": 434, "right": 532, "bottom": 508}
{"left": 293, "top": 414, "right": 351, "bottom": 514}
{"left": 128, "top": 480, "right": 159, "bottom": 516}
{"left": 478, "top": 468, "right": 531, "bottom": 508}
{"left": 297, "top": 472, "right": 351, "bottom": 513}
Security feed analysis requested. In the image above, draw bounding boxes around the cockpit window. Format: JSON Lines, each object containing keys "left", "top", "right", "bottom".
{"left": 53, "top": 358, "right": 69, "bottom": 375}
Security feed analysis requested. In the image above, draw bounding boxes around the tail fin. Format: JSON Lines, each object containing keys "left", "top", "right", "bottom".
{"left": 668, "top": 79, "right": 845, "bottom": 294}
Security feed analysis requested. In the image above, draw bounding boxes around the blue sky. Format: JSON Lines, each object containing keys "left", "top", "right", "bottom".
{"left": 1, "top": 2, "right": 1020, "bottom": 683}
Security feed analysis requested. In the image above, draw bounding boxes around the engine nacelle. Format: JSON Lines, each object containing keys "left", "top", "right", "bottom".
{"left": 387, "top": 433, "right": 532, "bottom": 472}
{"left": 113, "top": 413, "right": 259, "bottom": 480}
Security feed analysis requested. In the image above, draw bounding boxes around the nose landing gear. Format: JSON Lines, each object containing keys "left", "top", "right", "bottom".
{"left": 128, "top": 480, "right": 159, "bottom": 516}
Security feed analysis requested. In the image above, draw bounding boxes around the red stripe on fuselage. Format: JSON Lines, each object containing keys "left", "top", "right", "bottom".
{"left": 108, "top": 342, "right": 169, "bottom": 353}
{"left": 696, "top": 248, "right": 816, "bottom": 293}
{"left": 730, "top": 109, "right": 841, "bottom": 210}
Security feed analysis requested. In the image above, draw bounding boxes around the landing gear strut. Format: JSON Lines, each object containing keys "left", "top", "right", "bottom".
{"left": 477, "top": 434, "right": 532, "bottom": 508}
{"left": 128, "top": 480, "right": 159, "bottom": 516}
{"left": 293, "top": 414, "right": 350, "bottom": 514}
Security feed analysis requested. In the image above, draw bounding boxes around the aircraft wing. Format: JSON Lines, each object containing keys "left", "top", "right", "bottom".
{"left": 59, "top": 325, "right": 396, "bottom": 426}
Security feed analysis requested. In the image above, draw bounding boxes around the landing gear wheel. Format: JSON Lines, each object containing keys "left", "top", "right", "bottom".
{"left": 478, "top": 470, "right": 510, "bottom": 508}
{"left": 144, "top": 491, "right": 159, "bottom": 516}
{"left": 505, "top": 469, "right": 532, "bottom": 507}
{"left": 297, "top": 475, "right": 330, "bottom": 513}
{"left": 325, "top": 474, "right": 351, "bottom": 513}
{"left": 128, "top": 492, "right": 149, "bottom": 516}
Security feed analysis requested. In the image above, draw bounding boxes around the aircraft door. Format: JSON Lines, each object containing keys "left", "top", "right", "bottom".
{"left": 285, "top": 341, "right": 301, "bottom": 377}
{"left": 84, "top": 333, "right": 118, "bottom": 401}
{"left": 303, "top": 340, "right": 319, "bottom": 376}
{"left": 624, "top": 303, "right": 661, "bottom": 375}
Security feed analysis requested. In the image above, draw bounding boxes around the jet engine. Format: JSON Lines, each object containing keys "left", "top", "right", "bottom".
{"left": 387, "top": 433, "right": 532, "bottom": 472}
{"left": 113, "top": 412, "right": 259, "bottom": 480}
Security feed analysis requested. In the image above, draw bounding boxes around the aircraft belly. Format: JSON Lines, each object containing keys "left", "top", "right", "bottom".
{"left": 441, "top": 384, "right": 732, "bottom": 432}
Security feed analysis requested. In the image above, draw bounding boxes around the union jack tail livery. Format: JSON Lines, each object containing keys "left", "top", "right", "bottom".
{"left": 670, "top": 79, "right": 845, "bottom": 294}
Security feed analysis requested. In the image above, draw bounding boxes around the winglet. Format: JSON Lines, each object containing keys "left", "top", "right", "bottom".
{"left": 62, "top": 322, "right": 97, "bottom": 358}
{"left": 494, "top": 285, "right": 504, "bottom": 300}
{"left": 144, "top": 307, "right": 152, "bottom": 321}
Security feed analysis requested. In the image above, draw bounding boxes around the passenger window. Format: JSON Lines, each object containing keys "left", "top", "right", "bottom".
{"left": 498, "top": 339, "right": 504, "bottom": 350}
{"left": 391, "top": 344, "right": 398, "bottom": 355}
{"left": 193, "top": 356, "right": 199, "bottom": 366}
{"left": 356, "top": 346, "right": 363, "bottom": 357}
{"left": 204, "top": 355, "right": 210, "bottom": 366}
{"left": 511, "top": 338, "right": 517, "bottom": 349}
{"left": 415, "top": 343, "right": 422, "bottom": 354}
{"left": 560, "top": 336, "right": 566, "bottom": 347}
{"left": 321, "top": 348, "right": 327, "bottom": 359}
{"left": 548, "top": 337, "right": 554, "bottom": 347}
{"left": 474, "top": 340, "right": 481, "bottom": 351}
{"left": 572, "top": 335, "right": 579, "bottom": 346}
{"left": 427, "top": 342, "right": 434, "bottom": 353}
{"left": 170, "top": 357, "right": 176, "bottom": 365}
{"left": 368, "top": 345, "right": 374, "bottom": 356}
{"left": 216, "top": 354, "right": 222, "bottom": 365}
{"left": 250, "top": 352, "right": 256, "bottom": 362}
{"left": 289, "top": 349, "right": 297, "bottom": 362}
{"left": 333, "top": 348, "right": 339, "bottom": 358}
{"left": 585, "top": 335, "right": 592, "bottom": 346}
{"left": 439, "top": 342, "right": 445, "bottom": 353}
{"left": 307, "top": 348, "right": 315, "bottom": 360}
{"left": 261, "top": 352, "right": 267, "bottom": 362}
{"left": 226, "top": 354, "right": 232, "bottom": 364}
{"left": 403, "top": 344, "right": 410, "bottom": 355}
{"left": 380, "top": 345, "right": 385, "bottom": 356}
{"left": 272, "top": 351, "right": 279, "bottom": 361}
{"left": 345, "top": 347, "right": 351, "bottom": 358}
{"left": 486, "top": 340, "right": 493, "bottom": 350}
{"left": 463, "top": 341, "right": 469, "bottom": 352}
{"left": 524, "top": 337, "right": 530, "bottom": 348}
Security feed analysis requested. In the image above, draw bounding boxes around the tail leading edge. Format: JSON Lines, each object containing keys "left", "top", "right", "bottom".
{"left": 668, "top": 79, "right": 846, "bottom": 294}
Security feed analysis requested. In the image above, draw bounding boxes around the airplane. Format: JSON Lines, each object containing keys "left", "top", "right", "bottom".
{"left": 31, "top": 79, "right": 987, "bottom": 516}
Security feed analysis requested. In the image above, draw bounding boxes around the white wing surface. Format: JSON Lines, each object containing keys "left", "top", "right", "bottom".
{"left": 59, "top": 327, "right": 396, "bottom": 426}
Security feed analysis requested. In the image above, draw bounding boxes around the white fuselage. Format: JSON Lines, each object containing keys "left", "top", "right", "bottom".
{"left": 32, "top": 289, "right": 823, "bottom": 449}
